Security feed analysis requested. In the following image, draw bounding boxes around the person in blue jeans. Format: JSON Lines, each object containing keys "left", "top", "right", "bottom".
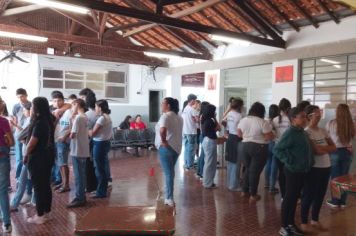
{"left": 196, "top": 102, "right": 209, "bottom": 178}
{"left": 325, "top": 103, "right": 355, "bottom": 208}
{"left": 68, "top": 99, "right": 90, "bottom": 208}
{"left": 264, "top": 104, "right": 279, "bottom": 193}
{"left": 155, "top": 97, "right": 183, "bottom": 207}
{"left": 181, "top": 94, "right": 199, "bottom": 170}
{"left": 90, "top": 100, "right": 112, "bottom": 198}
{"left": 0, "top": 97, "right": 15, "bottom": 232}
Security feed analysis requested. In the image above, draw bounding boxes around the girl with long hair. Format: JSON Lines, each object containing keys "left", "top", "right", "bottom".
{"left": 24, "top": 97, "right": 55, "bottom": 224}
{"left": 326, "top": 103, "right": 356, "bottom": 208}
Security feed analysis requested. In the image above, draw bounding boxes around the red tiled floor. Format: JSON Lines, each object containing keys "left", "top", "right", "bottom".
{"left": 6, "top": 149, "right": 356, "bottom": 235}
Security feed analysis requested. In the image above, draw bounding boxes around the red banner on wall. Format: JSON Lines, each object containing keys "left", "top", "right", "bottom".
{"left": 275, "top": 65, "right": 294, "bottom": 83}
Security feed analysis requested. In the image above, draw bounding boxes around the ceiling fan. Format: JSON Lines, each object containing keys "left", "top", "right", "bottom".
{"left": 0, "top": 41, "right": 29, "bottom": 64}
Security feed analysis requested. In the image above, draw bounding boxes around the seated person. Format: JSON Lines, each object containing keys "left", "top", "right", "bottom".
{"left": 130, "top": 115, "right": 147, "bottom": 130}
{"left": 119, "top": 115, "right": 132, "bottom": 130}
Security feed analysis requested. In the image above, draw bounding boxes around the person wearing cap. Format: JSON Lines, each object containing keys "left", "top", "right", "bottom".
{"left": 181, "top": 94, "right": 199, "bottom": 170}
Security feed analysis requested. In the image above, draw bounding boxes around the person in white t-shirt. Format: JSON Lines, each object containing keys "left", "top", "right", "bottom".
{"left": 155, "top": 97, "right": 183, "bottom": 207}
{"left": 224, "top": 98, "right": 244, "bottom": 191}
{"left": 272, "top": 98, "right": 292, "bottom": 198}
{"left": 181, "top": 94, "right": 199, "bottom": 170}
{"left": 68, "top": 99, "right": 90, "bottom": 208}
{"left": 325, "top": 103, "right": 356, "bottom": 208}
{"left": 301, "top": 105, "right": 336, "bottom": 232}
{"left": 89, "top": 99, "right": 112, "bottom": 198}
{"left": 238, "top": 102, "right": 274, "bottom": 202}
{"left": 52, "top": 91, "right": 72, "bottom": 193}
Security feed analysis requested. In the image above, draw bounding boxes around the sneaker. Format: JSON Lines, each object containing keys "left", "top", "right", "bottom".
{"left": 249, "top": 195, "right": 261, "bottom": 202}
{"left": 288, "top": 224, "right": 304, "bottom": 235}
{"left": 164, "top": 199, "right": 175, "bottom": 207}
{"left": 204, "top": 184, "right": 217, "bottom": 189}
{"left": 27, "top": 214, "right": 47, "bottom": 224}
{"left": 326, "top": 200, "right": 339, "bottom": 208}
{"left": 340, "top": 204, "right": 346, "bottom": 209}
{"left": 108, "top": 182, "right": 112, "bottom": 189}
{"left": 20, "top": 194, "right": 31, "bottom": 205}
{"left": 67, "top": 199, "right": 86, "bottom": 208}
{"left": 279, "top": 227, "right": 292, "bottom": 236}
{"left": 2, "top": 224, "right": 12, "bottom": 233}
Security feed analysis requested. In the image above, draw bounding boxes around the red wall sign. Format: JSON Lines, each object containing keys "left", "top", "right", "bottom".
{"left": 275, "top": 65, "right": 294, "bottom": 83}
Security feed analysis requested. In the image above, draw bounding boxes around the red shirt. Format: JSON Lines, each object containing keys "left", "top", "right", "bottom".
{"left": 130, "top": 121, "right": 146, "bottom": 130}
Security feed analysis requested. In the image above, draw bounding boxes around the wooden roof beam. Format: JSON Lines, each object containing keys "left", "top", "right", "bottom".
{"left": 263, "top": 0, "right": 300, "bottom": 32}
{"left": 288, "top": 0, "right": 319, "bottom": 28}
{"left": 0, "top": 0, "right": 11, "bottom": 12}
{"left": 0, "top": 23, "right": 211, "bottom": 60}
{"left": 316, "top": 0, "right": 340, "bottom": 24}
{"left": 123, "top": 0, "right": 227, "bottom": 37}
{"left": 57, "top": 0, "right": 285, "bottom": 48}
{"left": 53, "top": 9, "right": 99, "bottom": 33}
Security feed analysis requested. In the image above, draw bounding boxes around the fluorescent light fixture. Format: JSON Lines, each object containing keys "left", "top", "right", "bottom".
{"left": 333, "top": 64, "right": 341, "bottom": 69}
{"left": 144, "top": 51, "right": 181, "bottom": 59}
{"left": 210, "top": 34, "right": 251, "bottom": 46}
{"left": 320, "top": 58, "right": 340, "bottom": 64}
{"left": 0, "top": 31, "right": 48, "bottom": 42}
{"left": 22, "top": 0, "right": 90, "bottom": 14}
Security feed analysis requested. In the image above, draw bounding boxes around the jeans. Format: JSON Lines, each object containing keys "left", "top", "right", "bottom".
{"left": 105, "top": 155, "right": 112, "bottom": 183}
{"left": 158, "top": 146, "right": 179, "bottom": 200}
{"left": 241, "top": 142, "right": 268, "bottom": 196}
{"left": 301, "top": 167, "right": 330, "bottom": 224}
{"left": 51, "top": 163, "right": 62, "bottom": 184}
{"left": 0, "top": 148, "right": 11, "bottom": 225}
{"left": 93, "top": 140, "right": 111, "bottom": 197}
{"left": 265, "top": 142, "right": 278, "bottom": 190}
{"left": 15, "top": 140, "right": 23, "bottom": 179}
{"left": 197, "top": 134, "right": 205, "bottom": 177}
{"left": 330, "top": 148, "right": 352, "bottom": 205}
{"left": 56, "top": 142, "right": 69, "bottom": 167}
{"left": 183, "top": 134, "right": 196, "bottom": 169}
{"left": 11, "top": 164, "right": 35, "bottom": 208}
{"left": 226, "top": 141, "right": 242, "bottom": 190}
{"left": 72, "top": 157, "right": 87, "bottom": 202}
{"left": 28, "top": 152, "right": 53, "bottom": 217}
{"left": 281, "top": 167, "right": 306, "bottom": 227}
{"left": 86, "top": 139, "right": 97, "bottom": 192}
{"left": 202, "top": 137, "right": 217, "bottom": 187}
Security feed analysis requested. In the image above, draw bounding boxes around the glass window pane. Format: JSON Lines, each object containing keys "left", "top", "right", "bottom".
{"left": 87, "top": 73, "right": 104, "bottom": 81}
{"left": 349, "top": 54, "right": 356, "bottom": 63}
{"left": 315, "top": 79, "right": 345, "bottom": 87}
{"left": 347, "top": 93, "right": 356, "bottom": 100}
{"left": 316, "top": 64, "right": 346, "bottom": 73}
{"left": 347, "top": 86, "right": 356, "bottom": 93}
{"left": 315, "top": 72, "right": 346, "bottom": 80}
{"left": 348, "top": 62, "right": 356, "bottom": 71}
{"left": 302, "top": 81, "right": 314, "bottom": 87}
{"left": 43, "top": 80, "right": 63, "bottom": 88}
{"left": 302, "top": 94, "right": 313, "bottom": 101}
{"left": 106, "top": 86, "right": 126, "bottom": 98}
{"left": 65, "top": 71, "right": 84, "bottom": 80}
{"left": 348, "top": 78, "right": 356, "bottom": 85}
{"left": 315, "top": 87, "right": 345, "bottom": 94}
{"left": 86, "top": 82, "right": 103, "bottom": 90}
{"left": 302, "top": 74, "right": 314, "bottom": 81}
{"left": 302, "top": 88, "right": 314, "bottom": 94}
{"left": 316, "top": 56, "right": 347, "bottom": 66}
{"left": 315, "top": 94, "right": 345, "bottom": 101}
{"left": 65, "top": 81, "right": 83, "bottom": 89}
{"left": 43, "top": 70, "right": 63, "bottom": 79}
{"left": 106, "top": 71, "right": 126, "bottom": 83}
{"left": 302, "top": 68, "right": 314, "bottom": 74}
{"left": 348, "top": 71, "right": 356, "bottom": 79}
{"left": 315, "top": 101, "right": 340, "bottom": 109}
{"left": 302, "top": 60, "right": 314, "bottom": 68}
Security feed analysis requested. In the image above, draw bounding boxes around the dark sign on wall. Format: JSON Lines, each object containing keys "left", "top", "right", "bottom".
{"left": 181, "top": 72, "right": 205, "bottom": 87}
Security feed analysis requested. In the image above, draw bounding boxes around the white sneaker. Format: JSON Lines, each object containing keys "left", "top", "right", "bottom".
{"left": 44, "top": 212, "right": 52, "bottom": 221}
{"left": 164, "top": 199, "right": 175, "bottom": 207}
{"left": 20, "top": 194, "right": 31, "bottom": 205}
{"left": 2, "top": 224, "right": 12, "bottom": 233}
{"left": 27, "top": 214, "right": 47, "bottom": 224}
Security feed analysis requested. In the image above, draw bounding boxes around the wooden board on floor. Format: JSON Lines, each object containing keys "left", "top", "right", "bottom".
{"left": 75, "top": 206, "right": 175, "bottom": 236}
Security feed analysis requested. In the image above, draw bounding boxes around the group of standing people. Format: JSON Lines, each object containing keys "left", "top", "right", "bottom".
{"left": 0, "top": 87, "right": 114, "bottom": 232}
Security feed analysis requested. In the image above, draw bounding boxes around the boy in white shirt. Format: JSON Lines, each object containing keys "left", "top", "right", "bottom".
{"left": 67, "top": 99, "right": 90, "bottom": 208}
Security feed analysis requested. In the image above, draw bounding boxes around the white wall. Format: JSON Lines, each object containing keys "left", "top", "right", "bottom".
{"left": 0, "top": 52, "right": 39, "bottom": 111}
{"left": 271, "top": 60, "right": 299, "bottom": 106}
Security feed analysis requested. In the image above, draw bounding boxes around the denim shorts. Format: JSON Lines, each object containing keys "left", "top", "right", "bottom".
{"left": 56, "top": 142, "right": 69, "bottom": 166}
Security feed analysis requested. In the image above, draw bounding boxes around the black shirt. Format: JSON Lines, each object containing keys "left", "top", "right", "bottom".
{"left": 202, "top": 118, "right": 218, "bottom": 140}
{"left": 30, "top": 118, "right": 54, "bottom": 156}
{"left": 119, "top": 121, "right": 130, "bottom": 130}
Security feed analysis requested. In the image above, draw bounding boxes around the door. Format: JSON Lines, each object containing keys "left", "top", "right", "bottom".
{"left": 149, "top": 90, "right": 165, "bottom": 123}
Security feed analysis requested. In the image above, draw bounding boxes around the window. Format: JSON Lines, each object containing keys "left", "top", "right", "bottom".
{"left": 41, "top": 69, "right": 128, "bottom": 101}
{"left": 300, "top": 55, "right": 356, "bottom": 109}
